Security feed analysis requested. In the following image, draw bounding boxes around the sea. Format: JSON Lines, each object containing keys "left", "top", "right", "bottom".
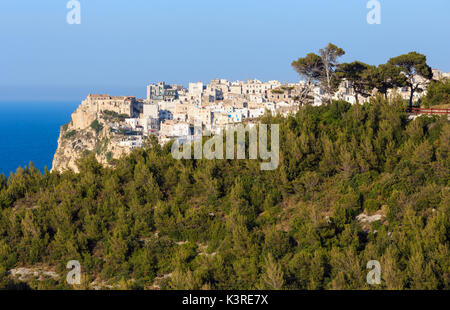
{"left": 0, "top": 101, "right": 79, "bottom": 177}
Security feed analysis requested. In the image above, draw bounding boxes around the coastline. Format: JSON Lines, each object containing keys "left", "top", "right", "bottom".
{"left": 0, "top": 101, "right": 79, "bottom": 176}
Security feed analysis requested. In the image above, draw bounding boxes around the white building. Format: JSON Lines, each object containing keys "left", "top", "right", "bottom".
{"left": 313, "top": 87, "right": 326, "bottom": 106}
{"left": 228, "top": 108, "right": 249, "bottom": 123}
{"left": 189, "top": 82, "right": 204, "bottom": 96}
{"left": 143, "top": 103, "right": 159, "bottom": 119}
{"left": 125, "top": 118, "right": 139, "bottom": 129}
{"left": 173, "top": 122, "right": 192, "bottom": 137}
{"left": 249, "top": 107, "right": 265, "bottom": 118}
{"left": 119, "top": 136, "right": 143, "bottom": 148}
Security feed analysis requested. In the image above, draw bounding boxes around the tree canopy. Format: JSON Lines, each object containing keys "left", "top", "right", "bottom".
{"left": 335, "top": 61, "right": 375, "bottom": 103}
{"left": 364, "top": 64, "right": 407, "bottom": 98}
{"left": 388, "top": 52, "right": 433, "bottom": 107}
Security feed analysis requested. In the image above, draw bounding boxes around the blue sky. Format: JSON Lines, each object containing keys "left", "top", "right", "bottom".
{"left": 0, "top": 0, "right": 449, "bottom": 101}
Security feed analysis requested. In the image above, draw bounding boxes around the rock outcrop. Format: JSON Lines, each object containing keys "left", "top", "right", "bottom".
{"left": 52, "top": 101, "right": 135, "bottom": 173}
{"left": 8, "top": 266, "right": 60, "bottom": 282}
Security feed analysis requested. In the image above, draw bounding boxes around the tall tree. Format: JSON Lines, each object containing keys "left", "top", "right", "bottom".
{"left": 364, "top": 64, "right": 407, "bottom": 99}
{"left": 291, "top": 53, "right": 324, "bottom": 104}
{"left": 335, "top": 61, "right": 375, "bottom": 103}
{"left": 388, "top": 52, "right": 433, "bottom": 107}
{"left": 319, "top": 43, "right": 346, "bottom": 103}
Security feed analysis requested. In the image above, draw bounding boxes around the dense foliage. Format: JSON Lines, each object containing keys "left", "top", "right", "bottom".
{"left": 421, "top": 79, "right": 450, "bottom": 108}
{"left": 0, "top": 96, "right": 448, "bottom": 290}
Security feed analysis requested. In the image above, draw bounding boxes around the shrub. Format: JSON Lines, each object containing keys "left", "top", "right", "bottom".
{"left": 421, "top": 79, "right": 450, "bottom": 107}
{"left": 364, "top": 198, "right": 381, "bottom": 214}
{"left": 63, "top": 130, "right": 77, "bottom": 139}
{"left": 90, "top": 120, "right": 104, "bottom": 134}
{"left": 106, "top": 152, "right": 113, "bottom": 162}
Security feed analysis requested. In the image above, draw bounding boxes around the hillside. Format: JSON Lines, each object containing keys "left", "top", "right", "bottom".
{"left": 0, "top": 96, "right": 448, "bottom": 290}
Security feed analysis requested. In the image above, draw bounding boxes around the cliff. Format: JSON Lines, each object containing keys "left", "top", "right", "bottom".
{"left": 52, "top": 102, "right": 134, "bottom": 173}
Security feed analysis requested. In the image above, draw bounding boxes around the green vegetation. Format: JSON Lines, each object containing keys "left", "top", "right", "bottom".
{"left": 388, "top": 52, "right": 433, "bottom": 107}
{"left": 0, "top": 95, "right": 448, "bottom": 290}
{"left": 421, "top": 79, "right": 450, "bottom": 108}
{"left": 90, "top": 120, "right": 104, "bottom": 134}
{"left": 319, "top": 43, "right": 346, "bottom": 103}
{"left": 292, "top": 43, "right": 346, "bottom": 104}
{"left": 63, "top": 130, "right": 77, "bottom": 140}
{"left": 335, "top": 61, "right": 375, "bottom": 103}
{"left": 106, "top": 152, "right": 113, "bottom": 163}
{"left": 271, "top": 89, "right": 285, "bottom": 94}
{"left": 281, "top": 86, "right": 294, "bottom": 91}
{"left": 102, "top": 110, "right": 129, "bottom": 121}
{"left": 291, "top": 52, "right": 324, "bottom": 103}
{"left": 94, "top": 138, "right": 110, "bottom": 156}
{"left": 363, "top": 64, "right": 407, "bottom": 99}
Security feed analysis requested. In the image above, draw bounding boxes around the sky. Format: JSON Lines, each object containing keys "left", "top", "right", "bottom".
{"left": 0, "top": 0, "right": 449, "bottom": 101}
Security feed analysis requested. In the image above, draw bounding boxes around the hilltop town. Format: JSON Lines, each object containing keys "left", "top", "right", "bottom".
{"left": 52, "top": 69, "right": 449, "bottom": 172}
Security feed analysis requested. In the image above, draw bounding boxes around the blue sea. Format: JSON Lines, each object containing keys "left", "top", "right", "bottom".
{"left": 0, "top": 102, "right": 79, "bottom": 177}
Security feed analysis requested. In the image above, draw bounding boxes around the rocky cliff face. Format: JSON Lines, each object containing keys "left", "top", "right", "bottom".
{"left": 52, "top": 103, "right": 132, "bottom": 173}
